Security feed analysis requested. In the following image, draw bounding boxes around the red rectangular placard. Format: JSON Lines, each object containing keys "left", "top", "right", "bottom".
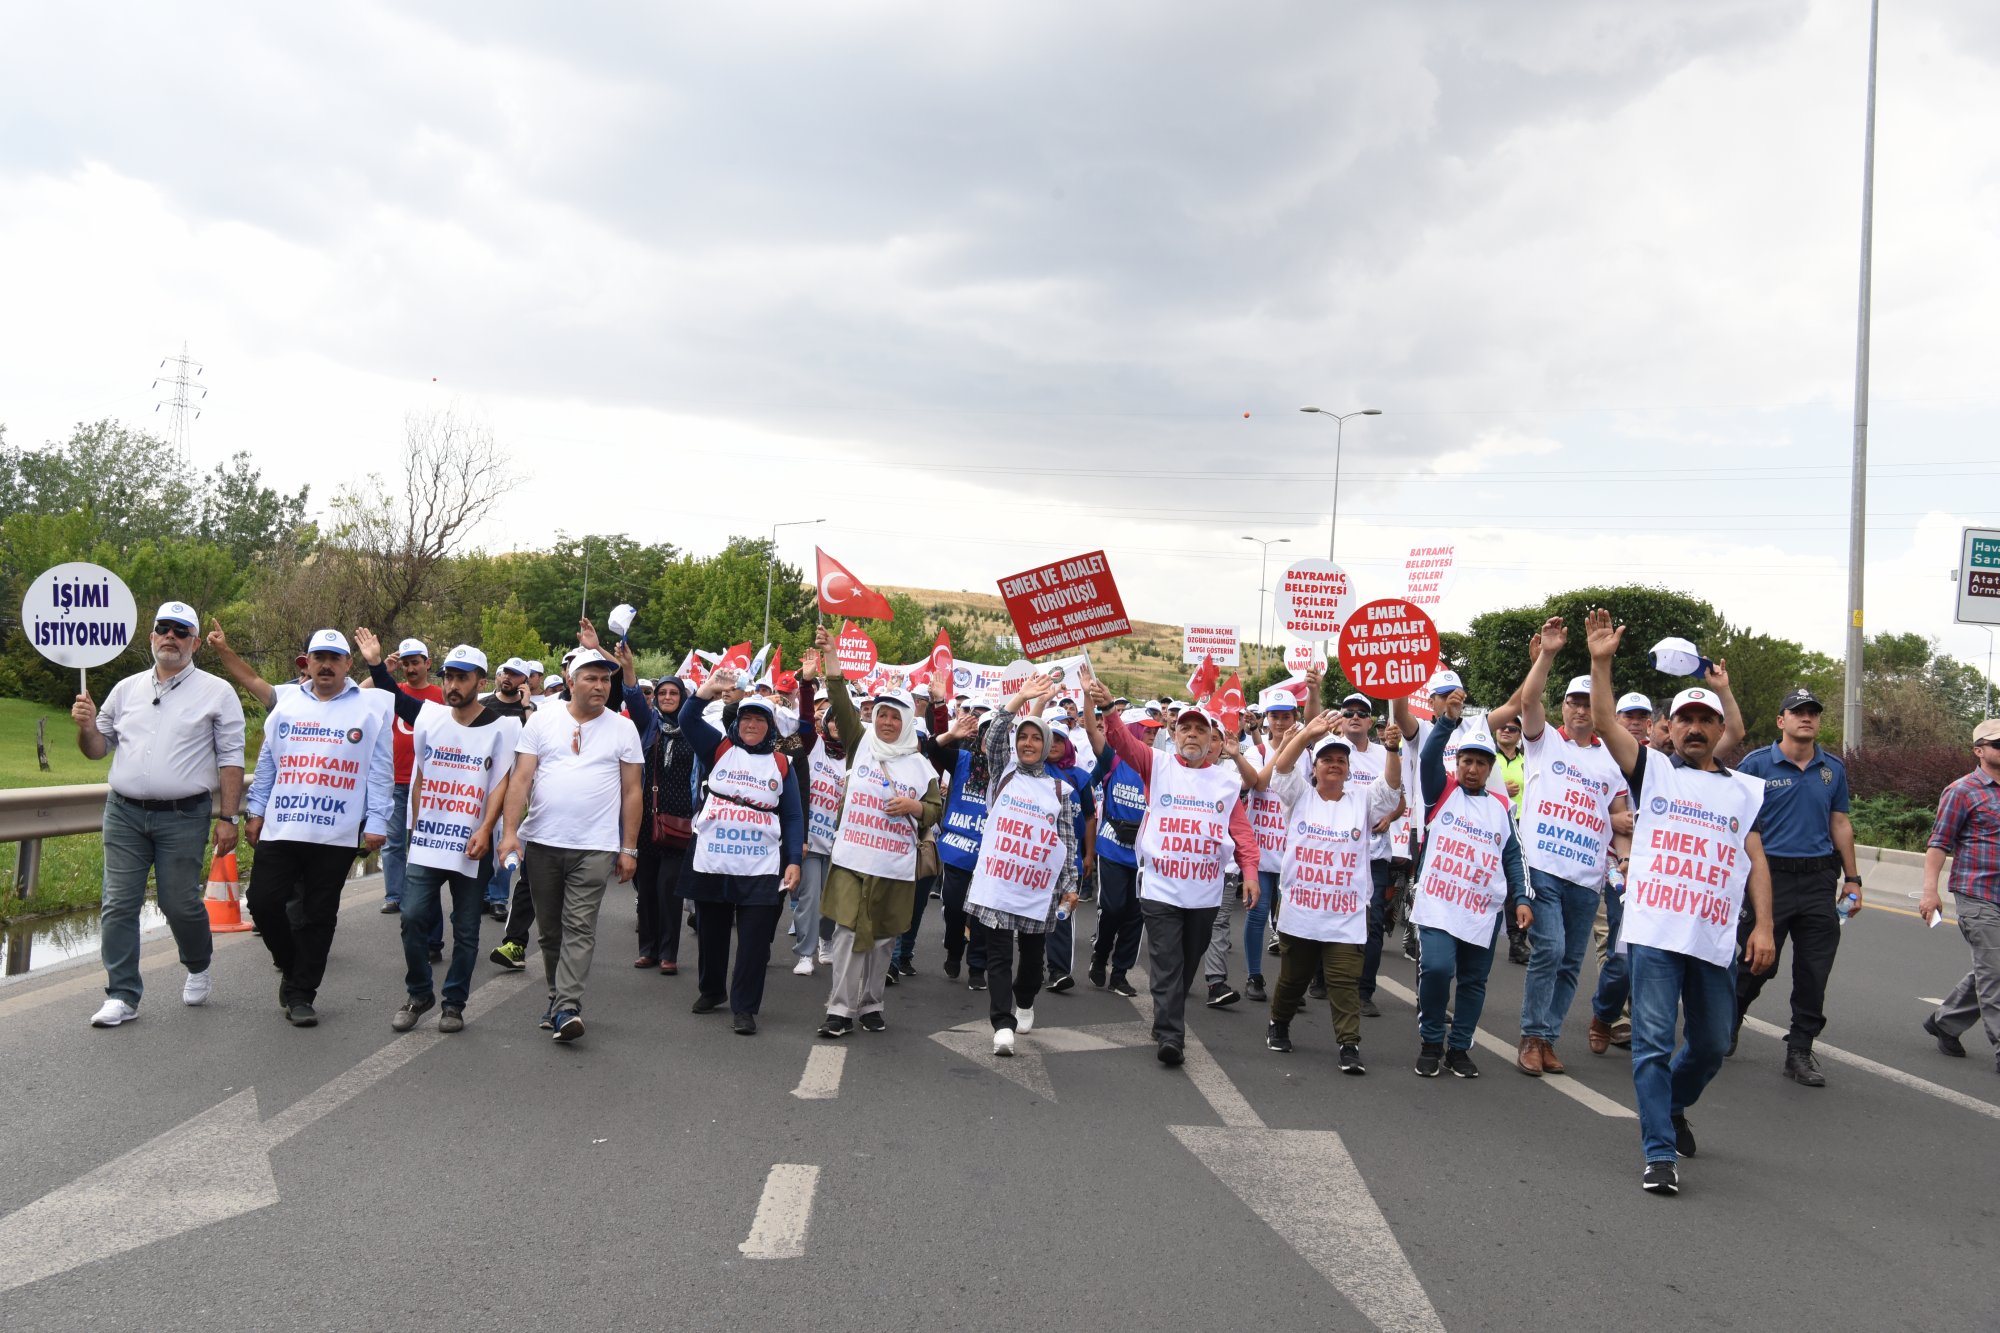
{"left": 996, "top": 550, "right": 1132, "bottom": 658}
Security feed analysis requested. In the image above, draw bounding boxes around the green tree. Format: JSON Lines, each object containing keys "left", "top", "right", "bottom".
{"left": 479, "top": 595, "right": 553, "bottom": 667}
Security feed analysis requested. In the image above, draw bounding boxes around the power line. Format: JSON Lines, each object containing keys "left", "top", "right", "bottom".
{"left": 150, "top": 342, "right": 206, "bottom": 468}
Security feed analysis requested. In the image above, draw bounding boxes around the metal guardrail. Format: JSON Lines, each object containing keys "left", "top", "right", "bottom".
{"left": 0, "top": 784, "right": 109, "bottom": 899}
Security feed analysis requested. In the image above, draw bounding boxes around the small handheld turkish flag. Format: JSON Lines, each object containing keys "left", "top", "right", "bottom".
{"left": 925, "top": 630, "right": 954, "bottom": 689}
{"left": 815, "top": 548, "right": 894, "bottom": 621}
{"left": 717, "top": 642, "right": 754, "bottom": 674}
{"left": 1187, "top": 654, "right": 1220, "bottom": 705}
{"left": 1214, "top": 672, "right": 1245, "bottom": 732}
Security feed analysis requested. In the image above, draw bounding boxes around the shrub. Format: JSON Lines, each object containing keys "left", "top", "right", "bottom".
{"left": 1847, "top": 793, "right": 1936, "bottom": 854}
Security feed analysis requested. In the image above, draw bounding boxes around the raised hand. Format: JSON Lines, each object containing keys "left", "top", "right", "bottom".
{"left": 353, "top": 626, "right": 383, "bottom": 665}
{"left": 800, "top": 648, "right": 823, "bottom": 682}
{"left": 1381, "top": 722, "right": 1403, "bottom": 748}
{"left": 1540, "top": 615, "right": 1569, "bottom": 656}
{"left": 577, "top": 616, "right": 601, "bottom": 651}
{"left": 1705, "top": 657, "right": 1731, "bottom": 692}
{"left": 1584, "top": 607, "right": 1624, "bottom": 662}
{"left": 206, "top": 617, "right": 231, "bottom": 653}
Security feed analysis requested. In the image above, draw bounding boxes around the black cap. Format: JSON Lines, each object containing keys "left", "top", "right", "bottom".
{"left": 1780, "top": 688, "right": 1823, "bottom": 714}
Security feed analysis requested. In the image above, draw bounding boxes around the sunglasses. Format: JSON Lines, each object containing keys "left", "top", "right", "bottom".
{"left": 153, "top": 623, "right": 194, "bottom": 639}
{"left": 1340, "top": 708, "right": 1371, "bottom": 719}
{"left": 1496, "top": 722, "right": 1521, "bottom": 732}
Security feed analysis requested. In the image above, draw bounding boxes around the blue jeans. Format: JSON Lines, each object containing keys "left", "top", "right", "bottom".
{"left": 791, "top": 852, "right": 829, "bottom": 958}
{"left": 382, "top": 782, "right": 410, "bottom": 904}
{"left": 484, "top": 859, "right": 513, "bottom": 908}
{"left": 1628, "top": 944, "right": 1735, "bottom": 1164}
{"left": 1243, "top": 870, "right": 1277, "bottom": 980}
{"left": 1592, "top": 882, "right": 1631, "bottom": 1024}
{"left": 1521, "top": 870, "right": 1600, "bottom": 1042}
{"left": 100, "top": 794, "right": 213, "bottom": 1004}
{"left": 402, "top": 861, "right": 487, "bottom": 1007}
{"left": 1046, "top": 907, "right": 1074, "bottom": 976}
{"left": 1416, "top": 922, "right": 1499, "bottom": 1049}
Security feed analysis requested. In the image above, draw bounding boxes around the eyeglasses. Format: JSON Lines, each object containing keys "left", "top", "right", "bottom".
{"left": 153, "top": 623, "right": 194, "bottom": 639}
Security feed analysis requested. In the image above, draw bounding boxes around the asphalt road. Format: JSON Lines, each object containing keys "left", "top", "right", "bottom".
{"left": 0, "top": 859, "right": 1993, "bottom": 1332}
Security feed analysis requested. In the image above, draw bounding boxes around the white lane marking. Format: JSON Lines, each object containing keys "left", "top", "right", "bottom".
{"left": 1172, "top": 1126, "right": 1444, "bottom": 1333}
{"left": 1375, "top": 977, "right": 1635, "bottom": 1119}
{"left": 738, "top": 1164, "right": 820, "bottom": 1259}
{"left": 1179, "top": 1029, "right": 1265, "bottom": 1129}
{"left": 0, "top": 962, "right": 531, "bottom": 1293}
{"left": 790, "top": 1046, "right": 847, "bottom": 1101}
{"left": 928, "top": 1019, "right": 1143, "bottom": 1102}
{"left": 1919, "top": 996, "right": 1943, "bottom": 1006}
{"left": 1739, "top": 1015, "right": 2000, "bottom": 1122}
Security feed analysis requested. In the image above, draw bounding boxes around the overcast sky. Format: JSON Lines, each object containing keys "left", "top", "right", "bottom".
{"left": 3, "top": 1, "right": 1995, "bottom": 672}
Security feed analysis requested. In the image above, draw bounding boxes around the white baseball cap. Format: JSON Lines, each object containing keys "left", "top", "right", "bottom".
{"left": 1313, "top": 736, "right": 1354, "bottom": 760}
{"left": 525, "top": 660, "right": 545, "bottom": 676}
{"left": 1669, "top": 687, "right": 1724, "bottom": 718}
{"left": 1454, "top": 726, "right": 1498, "bottom": 757}
{"left": 1258, "top": 687, "right": 1300, "bottom": 712}
{"left": 1650, "top": 637, "right": 1712, "bottom": 678}
{"left": 1428, "top": 670, "right": 1465, "bottom": 695}
{"left": 153, "top": 601, "right": 199, "bottom": 630}
{"left": 1564, "top": 675, "right": 1593, "bottom": 697}
{"left": 606, "top": 603, "right": 637, "bottom": 639}
{"left": 499, "top": 657, "right": 531, "bottom": 678}
{"left": 568, "top": 648, "right": 617, "bottom": 674}
{"left": 542, "top": 678, "right": 565, "bottom": 694}
{"left": 305, "top": 629, "right": 352, "bottom": 657}
{"left": 441, "top": 644, "right": 488, "bottom": 673}
{"left": 1615, "top": 692, "right": 1654, "bottom": 714}
{"left": 396, "top": 638, "right": 430, "bottom": 659}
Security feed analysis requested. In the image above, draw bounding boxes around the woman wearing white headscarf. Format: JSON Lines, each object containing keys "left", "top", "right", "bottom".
{"left": 816, "top": 674, "right": 943, "bottom": 1038}
{"left": 967, "top": 675, "right": 1079, "bottom": 1055}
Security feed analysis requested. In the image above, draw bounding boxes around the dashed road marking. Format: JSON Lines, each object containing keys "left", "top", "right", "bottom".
{"left": 739, "top": 1163, "right": 820, "bottom": 1259}
{"left": 790, "top": 1045, "right": 846, "bottom": 1100}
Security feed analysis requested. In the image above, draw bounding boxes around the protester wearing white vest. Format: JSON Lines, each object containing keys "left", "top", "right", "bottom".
{"left": 1408, "top": 715, "right": 1528, "bottom": 1079}
{"left": 1263, "top": 714, "right": 1404, "bottom": 1072}
{"left": 496, "top": 648, "right": 643, "bottom": 1044}
{"left": 1584, "top": 608, "right": 1775, "bottom": 1197}
{"left": 245, "top": 629, "right": 396, "bottom": 1027}
{"left": 966, "top": 677, "right": 1079, "bottom": 1055}
{"left": 1082, "top": 675, "right": 1262, "bottom": 1068}
{"left": 1485, "top": 617, "right": 1632, "bottom": 1077}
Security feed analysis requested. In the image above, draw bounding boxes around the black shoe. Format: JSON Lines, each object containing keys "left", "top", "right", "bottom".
{"left": 894, "top": 960, "right": 916, "bottom": 977}
{"left": 691, "top": 994, "right": 723, "bottom": 1014}
{"left": 1359, "top": 996, "right": 1381, "bottom": 1018}
{"left": 1049, "top": 972, "right": 1075, "bottom": 994}
{"left": 1109, "top": 975, "right": 1138, "bottom": 998}
{"left": 944, "top": 955, "right": 962, "bottom": 981}
{"left": 1924, "top": 1014, "right": 1968, "bottom": 1058}
{"left": 1088, "top": 960, "right": 1107, "bottom": 989}
{"left": 1642, "top": 1162, "right": 1680, "bottom": 1196}
{"left": 817, "top": 1014, "right": 853, "bottom": 1039}
{"left": 1783, "top": 1047, "right": 1827, "bottom": 1088}
{"left": 1727, "top": 1026, "right": 1740, "bottom": 1057}
{"left": 1157, "top": 1042, "right": 1184, "bottom": 1067}
{"left": 285, "top": 1002, "right": 319, "bottom": 1027}
{"left": 1508, "top": 936, "right": 1531, "bottom": 966}
{"left": 379, "top": 900, "right": 399, "bottom": 915}
{"left": 1267, "top": 938, "right": 1281, "bottom": 956}
{"left": 882, "top": 966, "right": 899, "bottom": 987}
{"left": 967, "top": 970, "right": 988, "bottom": 991}
{"left": 1415, "top": 1041, "right": 1443, "bottom": 1078}
{"left": 732, "top": 1013, "right": 758, "bottom": 1036}
{"left": 1245, "top": 976, "right": 1267, "bottom": 1003}
{"left": 1338, "top": 1043, "right": 1366, "bottom": 1075}
{"left": 860, "top": 1012, "right": 886, "bottom": 1033}
{"left": 427, "top": 946, "right": 444, "bottom": 964}
{"left": 1307, "top": 977, "right": 1327, "bottom": 1001}
{"left": 1206, "top": 981, "right": 1240, "bottom": 1009}
{"left": 391, "top": 995, "right": 435, "bottom": 1032}
{"left": 1266, "top": 1021, "right": 1293, "bottom": 1053}
{"left": 1444, "top": 1047, "right": 1480, "bottom": 1079}
{"left": 438, "top": 1005, "right": 465, "bottom": 1033}
{"left": 1672, "top": 1113, "right": 1697, "bottom": 1159}
{"left": 1401, "top": 926, "right": 1419, "bottom": 963}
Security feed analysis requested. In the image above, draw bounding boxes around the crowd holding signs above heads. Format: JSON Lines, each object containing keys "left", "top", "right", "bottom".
{"left": 31, "top": 537, "right": 2000, "bottom": 1199}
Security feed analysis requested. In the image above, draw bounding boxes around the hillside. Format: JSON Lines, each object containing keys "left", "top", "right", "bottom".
{"left": 880, "top": 585, "right": 1275, "bottom": 701}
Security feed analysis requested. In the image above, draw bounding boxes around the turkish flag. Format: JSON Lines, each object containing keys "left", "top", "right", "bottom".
{"left": 680, "top": 652, "right": 708, "bottom": 688}
{"left": 1214, "top": 672, "right": 1246, "bottom": 732}
{"left": 816, "top": 548, "right": 894, "bottom": 621}
{"left": 921, "top": 630, "right": 954, "bottom": 689}
{"left": 717, "top": 642, "right": 754, "bottom": 675}
{"left": 1187, "top": 654, "right": 1220, "bottom": 704}
{"left": 770, "top": 646, "right": 798, "bottom": 693}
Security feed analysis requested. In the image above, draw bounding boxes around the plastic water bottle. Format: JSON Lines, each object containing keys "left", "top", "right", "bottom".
{"left": 1055, "top": 906, "right": 1070, "bottom": 922}
{"left": 1835, "top": 889, "right": 1859, "bottom": 924}
{"left": 504, "top": 851, "right": 522, "bottom": 872}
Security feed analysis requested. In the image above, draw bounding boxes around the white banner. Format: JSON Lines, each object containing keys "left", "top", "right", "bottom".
{"left": 1284, "top": 640, "right": 1325, "bottom": 673}
{"left": 1181, "top": 623, "right": 1240, "bottom": 666}
{"left": 1403, "top": 544, "right": 1458, "bottom": 609}
{"left": 1276, "top": 560, "right": 1355, "bottom": 640}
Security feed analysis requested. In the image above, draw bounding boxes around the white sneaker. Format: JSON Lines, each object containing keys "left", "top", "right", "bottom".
{"left": 90, "top": 998, "right": 138, "bottom": 1027}
{"left": 993, "top": 1028, "right": 1015, "bottom": 1056}
{"left": 792, "top": 956, "right": 814, "bottom": 976}
{"left": 182, "top": 970, "right": 212, "bottom": 1006}
{"left": 816, "top": 947, "right": 831, "bottom": 965}
{"left": 1015, "top": 1006, "right": 1035, "bottom": 1034}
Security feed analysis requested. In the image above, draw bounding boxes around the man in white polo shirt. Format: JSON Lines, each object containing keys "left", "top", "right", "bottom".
{"left": 497, "top": 647, "right": 642, "bottom": 1043}
{"left": 70, "top": 600, "right": 247, "bottom": 1028}
{"left": 245, "top": 629, "right": 396, "bottom": 1027}
{"left": 1584, "top": 608, "right": 1775, "bottom": 1196}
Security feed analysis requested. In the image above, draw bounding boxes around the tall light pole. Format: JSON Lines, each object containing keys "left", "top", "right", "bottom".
{"left": 1298, "top": 407, "right": 1382, "bottom": 560}
{"left": 1243, "top": 535, "right": 1291, "bottom": 675}
{"left": 1842, "top": 0, "right": 1880, "bottom": 753}
{"left": 763, "top": 518, "right": 826, "bottom": 646}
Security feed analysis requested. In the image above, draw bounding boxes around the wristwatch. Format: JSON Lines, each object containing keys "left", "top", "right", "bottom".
{"left": 618, "top": 846, "right": 639, "bottom": 857}
{"left": 1844, "top": 875, "right": 1863, "bottom": 886}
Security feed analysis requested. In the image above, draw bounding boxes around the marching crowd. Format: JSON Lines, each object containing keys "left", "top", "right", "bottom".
{"left": 68, "top": 598, "right": 2000, "bottom": 1195}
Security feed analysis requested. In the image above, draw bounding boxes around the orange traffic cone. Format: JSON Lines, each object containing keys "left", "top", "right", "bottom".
{"left": 203, "top": 851, "right": 254, "bottom": 932}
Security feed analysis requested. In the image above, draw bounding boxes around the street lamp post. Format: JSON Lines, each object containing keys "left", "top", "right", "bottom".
{"left": 1242, "top": 535, "right": 1291, "bottom": 675}
{"left": 1298, "top": 407, "right": 1382, "bottom": 561}
{"left": 1842, "top": 0, "right": 1881, "bottom": 753}
{"left": 763, "top": 518, "right": 826, "bottom": 646}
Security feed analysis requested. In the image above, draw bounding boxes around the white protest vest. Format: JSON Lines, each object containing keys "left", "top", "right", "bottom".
{"left": 1621, "top": 757, "right": 1766, "bottom": 969}
{"left": 261, "top": 686, "right": 393, "bottom": 847}
{"left": 692, "top": 744, "right": 785, "bottom": 876}
{"left": 805, "top": 748, "right": 845, "bottom": 855}
{"left": 1520, "top": 728, "right": 1624, "bottom": 890}
{"left": 830, "top": 750, "right": 934, "bottom": 880}
{"left": 966, "top": 768, "right": 1067, "bottom": 921}
{"left": 1409, "top": 783, "right": 1516, "bottom": 947}
{"left": 408, "top": 703, "right": 520, "bottom": 877}
{"left": 1137, "top": 759, "right": 1242, "bottom": 909}
{"left": 1278, "top": 785, "right": 1374, "bottom": 944}
{"left": 1246, "top": 742, "right": 1289, "bottom": 863}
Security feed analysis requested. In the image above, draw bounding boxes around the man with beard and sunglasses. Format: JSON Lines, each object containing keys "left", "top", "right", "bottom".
{"left": 245, "top": 630, "right": 396, "bottom": 1027}
{"left": 73, "top": 601, "right": 247, "bottom": 1028}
